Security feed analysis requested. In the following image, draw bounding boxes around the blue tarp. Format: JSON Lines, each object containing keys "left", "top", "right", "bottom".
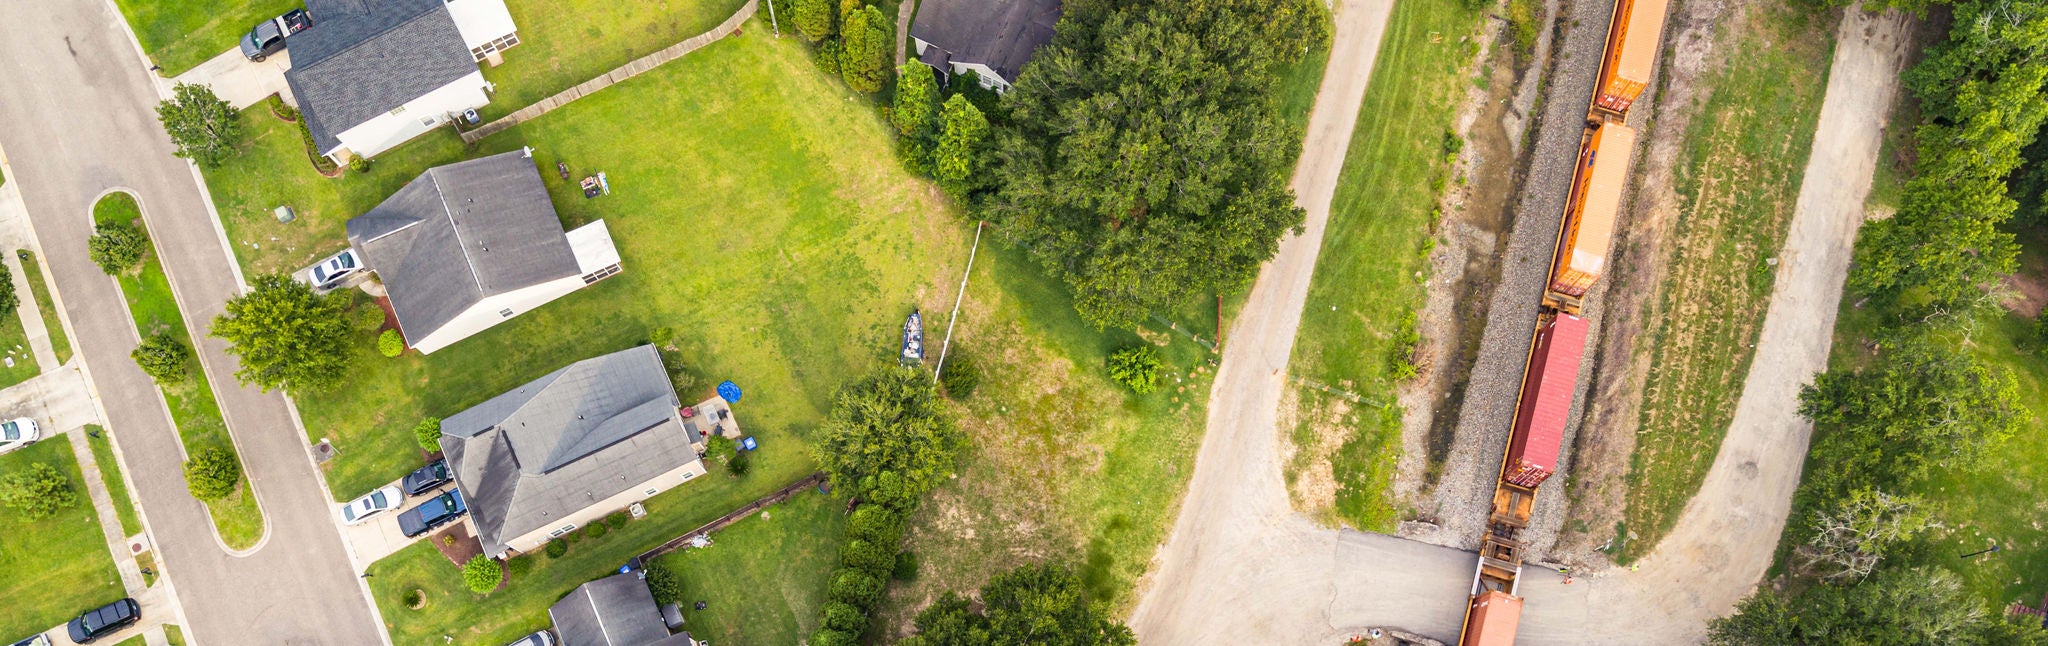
{"left": 718, "top": 380, "right": 742, "bottom": 402}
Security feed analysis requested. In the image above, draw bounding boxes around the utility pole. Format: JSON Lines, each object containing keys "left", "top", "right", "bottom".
{"left": 764, "top": 0, "right": 780, "bottom": 36}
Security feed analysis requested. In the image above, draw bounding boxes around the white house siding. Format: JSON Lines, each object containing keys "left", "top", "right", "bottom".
{"left": 908, "top": 39, "right": 1012, "bottom": 92}
{"left": 446, "top": 0, "right": 521, "bottom": 60}
{"left": 499, "top": 458, "right": 709, "bottom": 556}
{"left": 408, "top": 274, "right": 583, "bottom": 354}
{"left": 328, "top": 70, "right": 491, "bottom": 161}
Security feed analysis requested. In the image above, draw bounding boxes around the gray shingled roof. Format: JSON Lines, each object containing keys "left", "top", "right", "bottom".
{"left": 345, "top": 150, "right": 579, "bottom": 345}
{"left": 909, "top": 0, "right": 1061, "bottom": 83}
{"left": 548, "top": 574, "right": 672, "bottom": 646}
{"left": 287, "top": 0, "right": 479, "bottom": 151}
{"left": 440, "top": 345, "right": 696, "bottom": 556}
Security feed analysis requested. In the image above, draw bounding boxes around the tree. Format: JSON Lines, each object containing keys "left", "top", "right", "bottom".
{"left": 0, "top": 261, "right": 17, "bottom": 314}
{"left": 809, "top": 630, "right": 859, "bottom": 646}
{"left": 826, "top": 568, "right": 883, "bottom": 607}
{"left": 814, "top": 366, "right": 965, "bottom": 510}
{"left": 900, "top": 563, "right": 1135, "bottom": 646}
{"left": 793, "top": 0, "right": 836, "bottom": 42}
{"left": 87, "top": 222, "right": 148, "bottom": 275}
{"left": 838, "top": 5, "right": 892, "bottom": 93}
{"left": 210, "top": 274, "right": 353, "bottom": 393}
{"left": 156, "top": 82, "right": 242, "bottom": 168}
{"left": 131, "top": 331, "right": 190, "bottom": 385}
{"left": 985, "top": 0, "right": 1330, "bottom": 328}
{"left": 1106, "top": 346, "right": 1163, "bottom": 394}
{"left": 462, "top": 555, "right": 503, "bottom": 593}
{"left": 1796, "top": 336, "right": 2021, "bottom": 502}
{"left": 846, "top": 505, "right": 903, "bottom": 546}
{"left": 932, "top": 95, "right": 991, "bottom": 199}
{"left": 1801, "top": 488, "right": 1935, "bottom": 582}
{"left": 840, "top": 538, "right": 896, "bottom": 576}
{"left": 645, "top": 562, "right": 683, "bottom": 603}
{"left": 822, "top": 601, "right": 869, "bottom": 634}
{"left": 413, "top": 417, "right": 443, "bottom": 453}
{"left": 377, "top": 329, "right": 405, "bottom": 358}
{"left": 1709, "top": 567, "right": 2048, "bottom": 645}
{"left": 938, "top": 351, "right": 979, "bottom": 399}
{"left": 893, "top": 64, "right": 942, "bottom": 139}
{"left": 0, "top": 462, "right": 76, "bottom": 520}
{"left": 183, "top": 447, "right": 240, "bottom": 500}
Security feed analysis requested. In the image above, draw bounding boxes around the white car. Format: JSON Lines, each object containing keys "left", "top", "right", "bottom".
{"left": 310, "top": 249, "right": 362, "bottom": 289}
{"left": 339, "top": 485, "right": 403, "bottom": 525}
{"left": 0, "top": 417, "right": 40, "bottom": 456}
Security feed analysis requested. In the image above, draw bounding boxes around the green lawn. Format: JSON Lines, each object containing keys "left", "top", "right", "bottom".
{"left": 0, "top": 440, "right": 125, "bottom": 640}
{"left": 476, "top": 0, "right": 753, "bottom": 122}
{"left": 368, "top": 459, "right": 814, "bottom": 645}
{"left": 94, "top": 193, "right": 265, "bottom": 551}
{"left": 0, "top": 290, "right": 39, "bottom": 390}
{"left": 165, "top": 625, "right": 185, "bottom": 646}
{"left": 85, "top": 425, "right": 142, "bottom": 538}
{"left": 653, "top": 489, "right": 845, "bottom": 644}
{"left": 20, "top": 250, "right": 73, "bottom": 365}
{"left": 1613, "top": 3, "right": 1835, "bottom": 563}
{"left": 1282, "top": 0, "right": 1485, "bottom": 531}
{"left": 111, "top": 0, "right": 301, "bottom": 76}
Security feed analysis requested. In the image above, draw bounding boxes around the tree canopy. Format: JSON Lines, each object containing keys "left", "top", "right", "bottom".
{"left": 900, "top": 563, "right": 1135, "bottom": 646}
{"left": 131, "top": 330, "right": 191, "bottom": 385}
{"left": 933, "top": 95, "right": 991, "bottom": 199}
{"left": 1796, "top": 335, "right": 2021, "bottom": 503}
{"left": 210, "top": 273, "right": 354, "bottom": 393}
{"left": 87, "top": 221, "right": 149, "bottom": 275}
{"left": 156, "top": 82, "right": 241, "bottom": 168}
{"left": 1711, "top": 567, "right": 2047, "bottom": 645}
{"left": 838, "top": 5, "right": 891, "bottom": 93}
{"left": 0, "top": 462, "right": 76, "bottom": 520}
{"left": 984, "top": 0, "right": 1330, "bottom": 328}
{"left": 814, "top": 366, "right": 964, "bottom": 510}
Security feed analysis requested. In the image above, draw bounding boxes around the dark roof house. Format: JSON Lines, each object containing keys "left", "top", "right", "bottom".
{"left": 440, "top": 345, "right": 705, "bottom": 557}
{"left": 909, "top": 0, "right": 1062, "bottom": 90}
{"left": 345, "top": 149, "right": 620, "bottom": 354}
{"left": 287, "top": 0, "right": 483, "bottom": 156}
{"left": 550, "top": 573, "right": 696, "bottom": 646}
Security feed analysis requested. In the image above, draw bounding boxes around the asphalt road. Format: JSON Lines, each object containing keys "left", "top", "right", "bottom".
{"left": 0, "top": 1, "right": 382, "bottom": 644}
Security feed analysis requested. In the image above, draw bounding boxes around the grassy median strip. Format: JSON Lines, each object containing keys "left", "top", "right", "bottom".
{"left": 0, "top": 440, "right": 125, "bottom": 640}
{"left": 20, "top": 250, "right": 73, "bottom": 365}
{"left": 85, "top": 425, "right": 142, "bottom": 538}
{"left": 1284, "top": 0, "right": 1485, "bottom": 531}
{"left": 1613, "top": 3, "right": 1834, "bottom": 563}
{"left": 95, "top": 192, "right": 264, "bottom": 551}
{"left": 109, "top": 0, "right": 301, "bottom": 77}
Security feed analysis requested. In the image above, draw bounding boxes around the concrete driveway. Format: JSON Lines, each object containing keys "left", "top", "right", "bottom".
{"left": 338, "top": 476, "right": 457, "bottom": 568}
{"left": 165, "top": 47, "right": 292, "bottom": 110}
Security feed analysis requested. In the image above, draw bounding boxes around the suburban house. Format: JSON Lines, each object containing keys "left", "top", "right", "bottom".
{"left": 908, "top": 0, "right": 1062, "bottom": 92}
{"left": 286, "top": 0, "right": 521, "bottom": 161}
{"left": 439, "top": 345, "right": 735, "bottom": 558}
{"left": 345, "top": 149, "right": 621, "bottom": 354}
{"left": 550, "top": 573, "right": 697, "bottom": 646}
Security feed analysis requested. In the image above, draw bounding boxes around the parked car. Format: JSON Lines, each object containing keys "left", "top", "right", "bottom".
{"left": 402, "top": 459, "right": 452, "bottom": 496}
{"left": 398, "top": 490, "right": 466, "bottom": 538}
{"left": 0, "top": 417, "right": 40, "bottom": 456}
{"left": 309, "top": 248, "right": 361, "bottom": 289}
{"left": 10, "top": 634, "right": 53, "bottom": 646}
{"left": 339, "top": 485, "right": 403, "bottom": 526}
{"left": 240, "top": 8, "right": 312, "bottom": 62}
{"left": 505, "top": 630, "right": 556, "bottom": 646}
{"left": 65, "top": 598, "right": 139, "bottom": 644}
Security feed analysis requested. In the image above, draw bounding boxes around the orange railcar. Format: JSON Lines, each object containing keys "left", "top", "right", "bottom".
{"left": 1545, "top": 123, "right": 1636, "bottom": 311}
{"left": 1593, "top": 0, "right": 1671, "bottom": 116}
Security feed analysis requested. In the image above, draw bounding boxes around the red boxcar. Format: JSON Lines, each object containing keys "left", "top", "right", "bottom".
{"left": 1505, "top": 314, "right": 1588, "bottom": 488}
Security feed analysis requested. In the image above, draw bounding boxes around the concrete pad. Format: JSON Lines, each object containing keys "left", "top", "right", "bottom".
{"left": 166, "top": 47, "right": 292, "bottom": 110}
{"left": 338, "top": 477, "right": 457, "bottom": 569}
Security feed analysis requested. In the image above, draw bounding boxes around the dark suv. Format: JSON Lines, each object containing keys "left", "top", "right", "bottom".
{"left": 65, "top": 598, "right": 139, "bottom": 643}
{"left": 239, "top": 8, "right": 312, "bottom": 62}
{"left": 402, "top": 459, "right": 452, "bottom": 496}
{"left": 398, "top": 490, "right": 466, "bottom": 538}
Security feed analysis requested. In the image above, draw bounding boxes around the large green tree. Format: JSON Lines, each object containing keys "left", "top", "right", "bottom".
{"left": 933, "top": 95, "right": 991, "bottom": 199}
{"left": 1711, "top": 567, "right": 2048, "bottom": 645}
{"left": 893, "top": 64, "right": 942, "bottom": 139}
{"left": 792, "top": 0, "right": 836, "bottom": 42}
{"left": 900, "top": 563, "right": 1135, "bottom": 646}
{"left": 985, "top": 0, "right": 1329, "bottom": 328}
{"left": 210, "top": 274, "right": 353, "bottom": 393}
{"left": 0, "top": 462, "right": 76, "bottom": 520}
{"left": 1795, "top": 336, "right": 2022, "bottom": 503}
{"left": 838, "top": 5, "right": 892, "bottom": 93}
{"left": 156, "top": 82, "right": 241, "bottom": 168}
{"left": 813, "top": 366, "right": 964, "bottom": 510}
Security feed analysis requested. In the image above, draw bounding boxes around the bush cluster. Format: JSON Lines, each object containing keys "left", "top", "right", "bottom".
{"left": 182, "top": 447, "right": 240, "bottom": 500}
{"left": 413, "top": 417, "right": 442, "bottom": 453}
{"left": 461, "top": 554, "right": 502, "bottom": 594}
{"left": 0, "top": 462, "right": 76, "bottom": 520}
{"left": 1106, "top": 345, "right": 1163, "bottom": 394}
{"left": 809, "top": 504, "right": 906, "bottom": 645}
{"left": 937, "top": 351, "right": 979, "bottom": 399}
{"left": 132, "top": 331, "right": 189, "bottom": 385}
{"left": 87, "top": 222, "right": 148, "bottom": 275}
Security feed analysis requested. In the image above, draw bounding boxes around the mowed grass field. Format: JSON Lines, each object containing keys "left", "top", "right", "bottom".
{"left": 112, "top": 0, "right": 301, "bottom": 76}
{"left": 1282, "top": 0, "right": 1485, "bottom": 531}
{"left": 653, "top": 489, "right": 846, "bottom": 644}
{"left": 1613, "top": 3, "right": 1834, "bottom": 563}
{"left": 0, "top": 440, "right": 125, "bottom": 640}
{"left": 477, "top": 0, "right": 751, "bottom": 121}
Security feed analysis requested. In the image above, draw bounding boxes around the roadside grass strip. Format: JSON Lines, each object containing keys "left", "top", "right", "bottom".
{"left": 110, "top": 0, "right": 301, "bottom": 76}
{"left": 85, "top": 425, "right": 142, "bottom": 538}
{"left": 0, "top": 440, "right": 124, "bottom": 640}
{"left": 20, "top": 250, "right": 74, "bottom": 365}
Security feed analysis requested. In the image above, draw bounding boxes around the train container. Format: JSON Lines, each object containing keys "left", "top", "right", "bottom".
{"left": 1505, "top": 314, "right": 1588, "bottom": 488}
{"left": 1594, "top": 0, "right": 1671, "bottom": 115}
{"left": 1547, "top": 123, "right": 1637, "bottom": 306}
{"left": 1460, "top": 590, "right": 1525, "bottom": 646}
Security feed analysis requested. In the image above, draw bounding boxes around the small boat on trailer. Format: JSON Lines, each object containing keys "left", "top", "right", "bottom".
{"left": 901, "top": 309, "right": 925, "bottom": 366}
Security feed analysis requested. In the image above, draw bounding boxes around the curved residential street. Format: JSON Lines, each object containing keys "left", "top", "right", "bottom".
{"left": 0, "top": 1, "right": 382, "bottom": 644}
{"left": 1131, "top": 5, "right": 1908, "bottom": 645}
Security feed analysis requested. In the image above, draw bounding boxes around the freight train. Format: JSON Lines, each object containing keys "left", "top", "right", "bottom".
{"left": 1457, "top": 0, "right": 1668, "bottom": 642}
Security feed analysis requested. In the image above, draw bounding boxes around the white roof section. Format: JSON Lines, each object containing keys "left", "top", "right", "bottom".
{"left": 567, "top": 220, "right": 622, "bottom": 274}
{"left": 444, "top": 0, "right": 518, "bottom": 49}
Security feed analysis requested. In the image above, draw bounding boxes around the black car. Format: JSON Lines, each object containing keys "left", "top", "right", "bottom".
{"left": 398, "top": 490, "right": 467, "bottom": 538}
{"left": 402, "top": 459, "right": 452, "bottom": 496}
{"left": 239, "top": 8, "right": 312, "bottom": 62}
{"left": 65, "top": 598, "right": 139, "bottom": 643}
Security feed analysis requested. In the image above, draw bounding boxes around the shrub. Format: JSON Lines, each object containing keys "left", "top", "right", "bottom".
{"left": 892, "top": 551, "right": 920, "bottom": 581}
{"left": 267, "top": 95, "right": 299, "bottom": 122}
{"left": 297, "top": 117, "right": 337, "bottom": 174}
{"left": 707, "top": 435, "right": 737, "bottom": 461}
{"left": 400, "top": 589, "right": 423, "bottom": 608}
{"left": 605, "top": 511, "right": 629, "bottom": 530}
{"left": 0, "top": 261, "right": 16, "bottom": 313}
{"left": 840, "top": 539, "right": 896, "bottom": 576}
{"left": 645, "top": 561, "right": 683, "bottom": 603}
{"left": 0, "top": 462, "right": 76, "bottom": 520}
{"left": 846, "top": 505, "right": 902, "bottom": 546}
{"left": 727, "top": 451, "right": 752, "bottom": 477}
{"left": 462, "top": 555, "right": 502, "bottom": 594}
{"left": 355, "top": 306, "right": 386, "bottom": 331}
{"left": 586, "top": 519, "right": 610, "bottom": 540}
{"left": 87, "top": 222, "right": 148, "bottom": 275}
{"left": 809, "top": 630, "right": 857, "bottom": 646}
{"left": 938, "top": 352, "right": 979, "bottom": 399}
{"left": 814, "top": 39, "right": 843, "bottom": 76}
{"left": 413, "top": 417, "right": 442, "bottom": 453}
{"left": 348, "top": 157, "right": 371, "bottom": 174}
{"left": 827, "top": 568, "right": 883, "bottom": 607}
{"left": 131, "top": 331, "right": 190, "bottom": 385}
{"left": 1107, "top": 345, "right": 1163, "bottom": 394}
{"left": 544, "top": 538, "right": 568, "bottom": 558}
{"left": 822, "top": 601, "right": 869, "bottom": 634}
{"left": 377, "top": 329, "right": 404, "bottom": 358}
{"left": 182, "top": 448, "right": 240, "bottom": 500}
{"left": 792, "top": 0, "right": 836, "bottom": 41}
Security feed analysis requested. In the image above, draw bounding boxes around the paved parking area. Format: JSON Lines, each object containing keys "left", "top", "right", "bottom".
{"left": 337, "top": 477, "right": 459, "bottom": 569}
{"left": 164, "top": 47, "right": 291, "bottom": 110}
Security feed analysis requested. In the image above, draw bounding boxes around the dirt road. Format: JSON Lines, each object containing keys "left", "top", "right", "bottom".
{"left": 1131, "top": 5, "right": 1908, "bottom": 643}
